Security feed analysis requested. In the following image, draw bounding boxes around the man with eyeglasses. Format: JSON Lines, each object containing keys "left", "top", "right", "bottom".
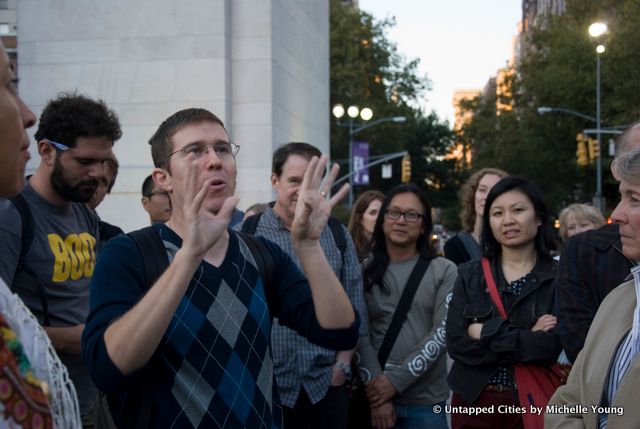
{"left": 82, "top": 108, "right": 360, "bottom": 428}
{"left": 236, "top": 142, "right": 366, "bottom": 429}
{"left": 0, "top": 92, "right": 122, "bottom": 427}
{"left": 141, "top": 174, "right": 172, "bottom": 224}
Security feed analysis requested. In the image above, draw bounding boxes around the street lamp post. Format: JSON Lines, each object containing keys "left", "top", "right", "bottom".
{"left": 332, "top": 103, "right": 406, "bottom": 207}
{"left": 589, "top": 21, "right": 607, "bottom": 212}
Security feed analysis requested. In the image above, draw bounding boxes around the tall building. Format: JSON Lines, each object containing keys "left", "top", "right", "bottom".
{"left": 18, "top": 1, "right": 330, "bottom": 231}
{"left": 450, "top": 89, "right": 481, "bottom": 169}
{"left": 452, "top": 89, "right": 481, "bottom": 134}
{"left": 520, "top": 0, "right": 566, "bottom": 56}
{"left": 522, "top": 0, "right": 566, "bottom": 33}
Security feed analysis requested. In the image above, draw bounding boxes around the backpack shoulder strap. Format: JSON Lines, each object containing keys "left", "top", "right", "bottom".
{"left": 8, "top": 194, "right": 53, "bottom": 326}
{"left": 328, "top": 216, "right": 347, "bottom": 254}
{"left": 127, "top": 226, "right": 170, "bottom": 290}
{"left": 377, "top": 256, "right": 432, "bottom": 367}
{"left": 9, "top": 194, "right": 34, "bottom": 279}
{"left": 458, "top": 231, "right": 482, "bottom": 260}
{"left": 327, "top": 216, "right": 347, "bottom": 281}
{"left": 240, "top": 212, "right": 262, "bottom": 235}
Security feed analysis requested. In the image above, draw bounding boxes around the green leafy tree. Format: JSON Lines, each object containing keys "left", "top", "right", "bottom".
{"left": 330, "top": 0, "right": 458, "bottom": 222}
{"left": 460, "top": 0, "right": 640, "bottom": 215}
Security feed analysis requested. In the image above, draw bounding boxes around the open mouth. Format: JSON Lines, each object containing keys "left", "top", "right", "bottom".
{"left": 208, "top": 178, "right": 227, "bottom": 190}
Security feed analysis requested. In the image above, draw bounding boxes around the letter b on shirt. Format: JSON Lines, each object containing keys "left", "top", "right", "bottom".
{"left": 48, "top": 233, "right": 97, "bottom": 282}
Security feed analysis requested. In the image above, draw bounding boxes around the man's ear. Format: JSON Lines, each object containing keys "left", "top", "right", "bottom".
{"left": 141, "top": 197, "right": 150, "bottom": 211}
{"left": 38, "top": 140, "right": 57, "bottom": 167}
{"left": 153, "top": 168, "right": 171, "bottom": 193}
{"left": 270, "top": 173, "right": 279, "bottom": 190}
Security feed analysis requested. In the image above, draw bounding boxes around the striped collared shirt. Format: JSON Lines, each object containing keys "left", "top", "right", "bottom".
{"left": 236, "top": 205, "right": 367, "bottom": 406}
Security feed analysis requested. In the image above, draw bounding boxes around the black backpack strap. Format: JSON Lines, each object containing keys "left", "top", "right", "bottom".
{"left": 240, "top": 212, "right": 262, "bottom": 235}
{"left": 458, "top": 231, "right": 482, "bottom": 260}
{"left": 237, "top": 231, "right": 276, "bottom": 315}
{"left": 9, "top": 194, "right": 34, "bottom": 277}
{"left": 327, "top": 216, "right": 347, "bottom": 281}
{"left": 127, "top": 226, "right": 170, "bottom": 290}
{"left": 328, "top": 216, "right": 347, "bottom": 254}
{"left": 9, "top": 195, "right": 51, "bottom": 326}
{"left": 377, "top": 256, "right": 432, "bottom": 367}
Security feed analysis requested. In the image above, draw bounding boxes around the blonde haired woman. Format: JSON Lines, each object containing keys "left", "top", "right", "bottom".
{"left": 558, "top": 203, "right": 605, "bottom": 241}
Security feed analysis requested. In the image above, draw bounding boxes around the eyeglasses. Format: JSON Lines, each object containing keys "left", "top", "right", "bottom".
{"left": 385, "top": 209, "right": 424, "bottom": 223}
{"left": 162, "top": 141, "right": 240, "bottom": 165}
{"left": 146, "top": 190, "right": 170, "bottom": 199}
{"left": 46, "top": 139, "right": 69, "bottom": 151}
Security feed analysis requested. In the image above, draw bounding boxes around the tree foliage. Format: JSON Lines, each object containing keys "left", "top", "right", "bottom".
{"left": 330, "top": 0, "right": 458, "bottom": 224}
{"left": 459, "top": 0, "right": 640, "bottom": 215}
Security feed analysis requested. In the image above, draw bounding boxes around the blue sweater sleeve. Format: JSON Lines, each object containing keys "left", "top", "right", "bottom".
{"left": 81, "top": 234, "right": 150, "bottom": 393}
{"left": 258, "top": 237, "right": 360, "bottom": 351}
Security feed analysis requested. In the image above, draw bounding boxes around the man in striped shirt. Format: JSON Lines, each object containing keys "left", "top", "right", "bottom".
{"left": 238, "top": 142, "right": 367, "bottom": 429}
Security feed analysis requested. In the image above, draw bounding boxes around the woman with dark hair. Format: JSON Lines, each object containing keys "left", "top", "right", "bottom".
{"left": 444, "top": 168, "right": 508, "bottom": 265}
{"left": 446, "top": 177, "right": 561, "bottom": 429}
{"left": 356, "top": 184, "right": 457, "bottom": 429}
{"left": 348, "top": 190, "right": 385, "bottom": 261}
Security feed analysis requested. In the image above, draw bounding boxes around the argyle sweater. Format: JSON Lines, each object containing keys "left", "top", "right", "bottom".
{"left": 82, "top": 224, "right": 359, "bottom": 428}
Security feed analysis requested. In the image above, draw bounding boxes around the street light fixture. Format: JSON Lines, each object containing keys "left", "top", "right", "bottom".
{"left": 589, "top": 21, "right": 607, "bottom": 212}
{"left": 360, "top": 107, "right": 373, "bottom": 121}
{"left": 537, "top": 106, "right": 597, "bottom": 123}
{"left": 347, "top": 105, "right": 360, "bottom": 119}
{"left": 332, "top": 104, "right": 345, "bottom": 119}
{"left": 588, "top": 22, "right": 607, "bottom": 38}
{"left": 332, "top": 103, "right": 407, "bottom": 206}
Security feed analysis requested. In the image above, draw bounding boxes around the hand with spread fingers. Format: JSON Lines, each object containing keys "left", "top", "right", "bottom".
{"left": 287, "top": 154, "right": 355, "bottom": 330}
{"left": 171, "top": 163, "right": 239, "bottom": 259}
{"left": 291, "top": 155, "right": 349, "bottom": 244}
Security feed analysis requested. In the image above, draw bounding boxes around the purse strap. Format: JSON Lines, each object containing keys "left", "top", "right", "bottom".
{"left": 481, "top": 257, "right": 507, "bottom": 319}
{"left": 377, "top": 256, "right": 432, "bottom": 367}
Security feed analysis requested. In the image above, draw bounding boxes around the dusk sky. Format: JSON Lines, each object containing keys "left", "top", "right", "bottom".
{"left": 359, "top": 0, "right": 522, "bottom": 125}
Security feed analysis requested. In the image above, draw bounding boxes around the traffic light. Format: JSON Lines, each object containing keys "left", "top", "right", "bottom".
{"left": 587, "top": 137, "right": 600, "bottom": 160}
{"left": 576, "top": 133, "right": 588, "bottom": 166}
{"left": 401, "top": 154, "right": 411, "bottom": 183}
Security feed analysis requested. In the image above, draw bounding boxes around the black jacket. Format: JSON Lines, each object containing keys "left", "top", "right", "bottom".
{"left": 446, "top": 256, "right": 561, "bottom": 404}
{"left": 555, "top": 223, "right": 633, "bottom": 363}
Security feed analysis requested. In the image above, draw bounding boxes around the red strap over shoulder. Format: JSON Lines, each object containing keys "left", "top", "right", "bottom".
{"left": 481, "top": 257, "right": 507, "bottom": 319}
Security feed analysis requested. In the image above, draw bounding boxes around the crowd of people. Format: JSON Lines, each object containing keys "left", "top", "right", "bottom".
{"left": 1, "top": 35, "right": 640, "bottom": 429}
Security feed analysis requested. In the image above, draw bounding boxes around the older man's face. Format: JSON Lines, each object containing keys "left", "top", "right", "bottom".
{"left": 612, "top": 180, "right": 640, "bottom": 261}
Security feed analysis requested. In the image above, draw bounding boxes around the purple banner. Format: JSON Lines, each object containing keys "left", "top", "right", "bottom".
{"left": 352, "top": 141, "right": 369, "bottom": 185}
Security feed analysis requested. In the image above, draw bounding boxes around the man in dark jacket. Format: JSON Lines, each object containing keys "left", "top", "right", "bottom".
{"left": 555, "top": 122, "right": 640, "bottom": 363}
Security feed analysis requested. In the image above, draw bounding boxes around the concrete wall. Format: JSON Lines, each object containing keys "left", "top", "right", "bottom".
{"left": 18, "top": 0, "right": 329, "bottom": 232}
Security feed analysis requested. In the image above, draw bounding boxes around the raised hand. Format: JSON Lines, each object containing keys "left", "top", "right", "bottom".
{"left": 291, "top": 155, "right": 349, "bottom": 244}
{"left": 178, "top": 163, "right": 239, "bottom": 258}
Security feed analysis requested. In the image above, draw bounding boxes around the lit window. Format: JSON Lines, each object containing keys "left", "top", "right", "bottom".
{"left": 0, "top": 24, "right": 10, "bottom": 35}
